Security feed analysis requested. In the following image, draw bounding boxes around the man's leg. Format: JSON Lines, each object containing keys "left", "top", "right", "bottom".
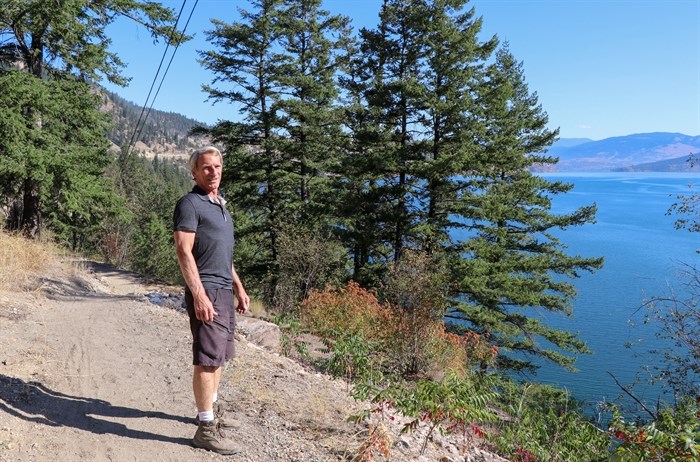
{"left": 192, "top": 364, "right": 241, "bottom": 455}
{"left": 193, "top": 365, "right": 219, "bottom": 416}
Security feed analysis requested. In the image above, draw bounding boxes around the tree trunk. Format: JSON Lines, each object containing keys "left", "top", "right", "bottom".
{"left": 21, "top": 178, "right": 41, "bottom": 238}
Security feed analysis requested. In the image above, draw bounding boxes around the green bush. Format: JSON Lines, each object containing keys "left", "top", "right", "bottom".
{"left": 491, "top": 380, "right": 610, "bottom": 462}
{"left": 609, "top": 397, "right": 700, "bottom": 461}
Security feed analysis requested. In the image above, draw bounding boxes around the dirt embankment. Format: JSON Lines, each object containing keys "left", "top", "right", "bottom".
{"left": 0, "top": 261, "right": 506, "bottom": 462}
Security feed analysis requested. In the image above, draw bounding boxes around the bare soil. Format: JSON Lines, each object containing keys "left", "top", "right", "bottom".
{"left": 0, "top": 261, "right": 506, "bottom": 462}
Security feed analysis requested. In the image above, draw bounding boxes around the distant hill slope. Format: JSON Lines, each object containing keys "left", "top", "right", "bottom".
{"left": 550, "top": 138, "right": 594, "bottom": 149}
{"left": 98, "top": 91, "right": 698, "bottom": 173}
{"left": 99, "top": 89, "right": 210, "bottom": 160}
{"left": 613, "top": 155, "right": 700, "bottom": 172}
{"left": 546, "top": 133, "right": 700, "bottom": 172}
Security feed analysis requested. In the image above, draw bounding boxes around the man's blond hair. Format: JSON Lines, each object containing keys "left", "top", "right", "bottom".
{"left": 189, "top": 146, "right": 222, "bottom": 173}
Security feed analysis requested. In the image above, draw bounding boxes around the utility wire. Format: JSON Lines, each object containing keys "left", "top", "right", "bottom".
{"left": 124, "top": 0, "right": 188, "bottom": 157}
{"left": 132, "top": 0, "right": 199, "bottom": 147}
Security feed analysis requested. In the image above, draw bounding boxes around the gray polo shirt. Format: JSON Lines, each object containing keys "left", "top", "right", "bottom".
{"left": 173, "top": 185, "right": 234, "bottom": 289}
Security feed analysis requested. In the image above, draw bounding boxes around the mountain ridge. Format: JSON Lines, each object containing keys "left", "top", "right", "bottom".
{"left": 547, "top": 132, "right": 700, "bottom": 172}
{"left": 99, "top": 89, "right": 209, "bottom": 160}
{"left": 99, "top": 89, "right": 699, "bottom": 172}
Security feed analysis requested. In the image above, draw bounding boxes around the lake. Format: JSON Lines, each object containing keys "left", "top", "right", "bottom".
{"left": 522, "top": 172, "right": 699, "bottom": 418}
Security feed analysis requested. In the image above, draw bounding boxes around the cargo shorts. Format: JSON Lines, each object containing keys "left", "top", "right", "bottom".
{"left": 185, "top": 288, "right": 236, "bottom": 366}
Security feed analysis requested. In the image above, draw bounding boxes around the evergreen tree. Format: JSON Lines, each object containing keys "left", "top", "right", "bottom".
{"left": 272, "top": 0, "right": 351, "bottom": 224}
{"left": 198, "top": 0, "right": 352, "bottom": 303}
{"left": 0, "top": 0, "right": 181, "bottom": 238}
{"left": 197, "top": 0, "right": 287, "bottom": 293}
{"left": 0, "top": 70, "right": 120, "bottom": 251}
{"left": 414, "top": 0, "right": 496, "bottom": 253}
{"left": 356, "top": 0, "right": 429, "bottom": 262}
{"left": 447, "top": 46, "right": 602, "bottom": 372}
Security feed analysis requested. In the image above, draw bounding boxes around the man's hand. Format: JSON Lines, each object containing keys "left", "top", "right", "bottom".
{"left": 194, "top": 293, "right": 216, "bottom": 323}
{"left": 236, "top": 289, "right": 250, "bottom": 315}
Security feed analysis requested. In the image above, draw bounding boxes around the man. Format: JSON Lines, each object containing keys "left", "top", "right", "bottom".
{"left": 173, "top": 146, "right": 249, "bottom": 455}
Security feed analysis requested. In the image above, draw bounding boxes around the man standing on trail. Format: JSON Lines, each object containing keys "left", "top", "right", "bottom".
{"left": 173, "top": 145, "right": 249, "bottom": 455}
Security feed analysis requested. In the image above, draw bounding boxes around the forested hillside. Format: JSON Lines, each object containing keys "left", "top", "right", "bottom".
{"left": 100, "top": 89, "right": 208, "bottom": 159}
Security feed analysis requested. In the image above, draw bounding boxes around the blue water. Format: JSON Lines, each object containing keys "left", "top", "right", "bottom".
{"left": 522, "top": 173, "right": 699, "bottom": 417}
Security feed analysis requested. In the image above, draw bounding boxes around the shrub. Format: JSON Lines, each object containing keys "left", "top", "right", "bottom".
{"left": 271, "top": 226, "right": 349, "bottom": 313}
{"left": 300, "top": 281, "right": 392, "bottom": 341}
{"left": 491, "top": 380, "right": 610, "bottom": 462}
{"left": 609, "top": 397, "right": 700, "bottom": 461}
{"left": 301, "top": 277, "right": 497, "bottom": 380}
{"left": 363, "top": 370, "right": 498, "bottom": 455}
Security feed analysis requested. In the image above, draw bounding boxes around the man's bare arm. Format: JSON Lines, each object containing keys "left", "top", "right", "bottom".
{"left": 232, "top": 265, "right": 249, "bottom": 314}
{"left": 174, "top": 230, "right": 215, "bottom": 323}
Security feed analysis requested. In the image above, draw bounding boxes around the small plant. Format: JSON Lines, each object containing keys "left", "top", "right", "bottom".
{"left": 353, "top": 422, "right": 392, "bottom": 462}
{"left": 491, "top": 380, "right": 610, "bottom": 462}
{"left": 272, "top": 312, "right": 309, "bottom": 359}
{"left": 322, "top": 330, "right": 376, "bottom": 386}
{"left": 370, "top": 370, "right": 498, "bottom": 454}
{"left": 609, "top": 397, "right": 700, "bottom": 461}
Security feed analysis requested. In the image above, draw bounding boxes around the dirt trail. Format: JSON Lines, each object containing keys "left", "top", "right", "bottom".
{"left": 0, "top": 262, "right": 506, "bottom": 462}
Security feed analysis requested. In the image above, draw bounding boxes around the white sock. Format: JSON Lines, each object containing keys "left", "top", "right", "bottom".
{"left": 198, "top": 410, "right": 215, "bottom": 422}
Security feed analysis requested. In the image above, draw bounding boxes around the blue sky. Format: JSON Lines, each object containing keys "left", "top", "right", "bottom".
{"left": 102, "top": 0, "right": 700, "bottom": 141}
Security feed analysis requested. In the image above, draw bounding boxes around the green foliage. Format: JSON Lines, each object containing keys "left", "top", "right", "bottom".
{"left": 0, "top": 0, "right": 182, "bottom": 84}
{"left": 0, "top": 0, "right": 183, "bottom": 244}
{"left": 270, "top": 225, "right": 350, "bottom": 313}
{"left": 446, "top": 46, "right": 602, "bottom": 372}
{"left": 0, "top": 70, "right": 120, "bottom": 248}
{"left": 130, "top": 212, "right": 180, "bottom": 283}
{"left": 609, "top": 397, "right": 700, "bottom": 462}
{"left": 107, "top": 152, "right": 190, "bottom": 283}
{"left": 322, "top": 330, "right": 377, "bottom": 385}
{"left": 199, "top": 0, "right": 351, "bottom": 304}
{"left": 272, "top": 312, "right": 309, "bottom": 359}
{"left": 491, "top": 380, "right": 610, "bottom": 461}
{"left": 371, "top": 371, "right": 498, "bottom": 455}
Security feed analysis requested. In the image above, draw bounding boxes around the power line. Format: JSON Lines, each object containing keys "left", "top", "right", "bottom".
{"left": 132, "top": 0, "right": 199, "bottom": 148}
{"left": 125, "top": 0, "right": 196, "bottom": 157}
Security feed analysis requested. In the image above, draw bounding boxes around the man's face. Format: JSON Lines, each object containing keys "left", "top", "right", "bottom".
{"left": 192, "top": 152, "right": 222, "bottom": 194}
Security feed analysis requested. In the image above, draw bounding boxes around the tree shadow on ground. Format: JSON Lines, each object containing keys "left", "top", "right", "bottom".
{"left": 0, "top": 374, "right": 191, "bottom": 445}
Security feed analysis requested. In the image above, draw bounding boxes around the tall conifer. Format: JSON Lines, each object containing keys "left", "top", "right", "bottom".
{"left": 447, "top": 46, "right": 602, "bottom": 371}
{"left": 0, "top": 0, "right": 180, "bottom": 238}
{"left": 272, "top": 0, "right": 351, "bottom": 226}
{"left": 197, "top": 0, "right": 286, "bottom": 285}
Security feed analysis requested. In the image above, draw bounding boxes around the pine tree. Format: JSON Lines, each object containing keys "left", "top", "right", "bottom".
{"left": 272, "top": 0, "right": 351, "bottom": 225}
{"left": 447, "top": 45, "right": 602, "bottom": 372}
{"left": 358, "top": 0, "right": 429, "bottom": 262}
{"left": 198, "top": 0, "right": 352, "bottom": 302}
{"left": 197, "top": 0, "right": 287, "bottom": 291}
{"left": 0, "top": 70, "right": 119, "bottom": 251}
{"left": 0, "top": 0, "right": 181, "bottom": 238}
{"left": 414, "top": 0, "right": 497, "bottom": 253}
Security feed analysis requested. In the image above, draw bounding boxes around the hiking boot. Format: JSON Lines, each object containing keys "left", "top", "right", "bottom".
{"left": 192, "top": 420, "right": 242, "bottom": 455}
{"left": 194, "top": 414, "right": 240, "bottom": 429}
{"left": 194, "top": 402, "right": 240, "bottom": 429}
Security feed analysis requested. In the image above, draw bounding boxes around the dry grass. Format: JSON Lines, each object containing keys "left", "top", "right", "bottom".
{"left": 0, "top": 230, "right": 63, "bottom": 292}
{"left": 248, "top": 298, "right": 266, "bottom": 317}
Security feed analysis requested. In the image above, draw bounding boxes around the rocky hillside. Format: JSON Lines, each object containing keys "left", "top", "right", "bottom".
{"left": 99, "top": 89, "right": 210, "bottom": 160}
